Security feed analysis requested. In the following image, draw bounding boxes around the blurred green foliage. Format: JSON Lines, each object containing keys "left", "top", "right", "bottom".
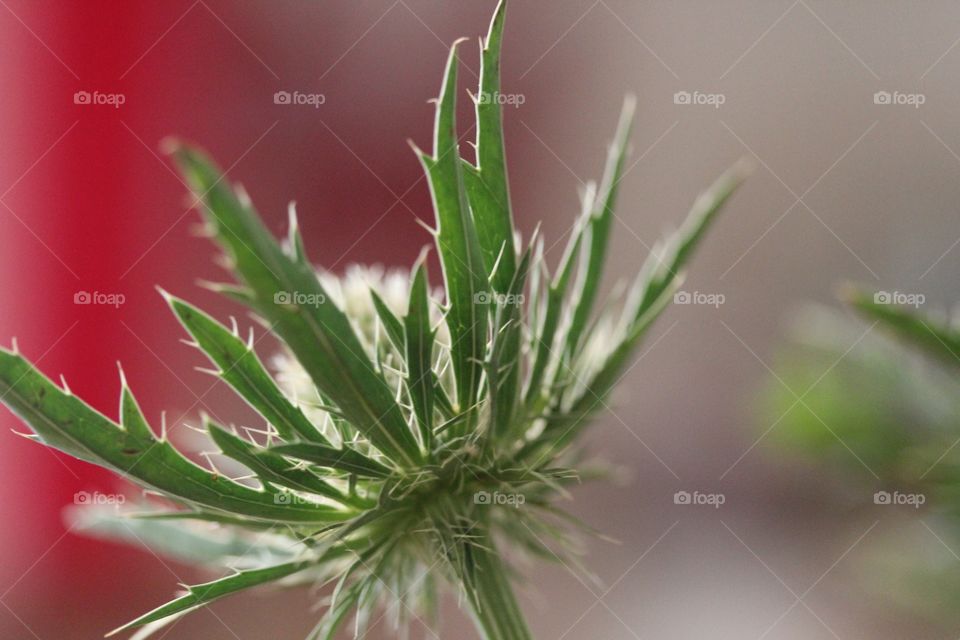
{"left": 760, "top": 292, "right": 960, "bottom": 620}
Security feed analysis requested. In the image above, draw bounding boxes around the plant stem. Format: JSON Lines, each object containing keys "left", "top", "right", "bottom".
{"left": 466, "top": 534, "right": 534, "bottom": 640}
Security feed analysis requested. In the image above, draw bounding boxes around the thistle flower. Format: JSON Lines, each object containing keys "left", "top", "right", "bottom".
{"left": 0, "top": 2, "right": 747, "bottom": 638}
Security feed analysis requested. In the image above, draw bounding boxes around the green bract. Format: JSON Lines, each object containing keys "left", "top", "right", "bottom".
{"left": 0, "top": 2, "right": 746, "bottom": 638}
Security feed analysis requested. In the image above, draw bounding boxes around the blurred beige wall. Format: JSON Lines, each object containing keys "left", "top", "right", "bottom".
{"left": 494, "top": 2, "right": 959, "bottom": 638}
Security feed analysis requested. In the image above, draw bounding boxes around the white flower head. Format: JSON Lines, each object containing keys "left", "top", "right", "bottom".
{"left": 319, "top": 264, "right": 410, "bottom": 323}
{"left": 273, "top": 263, "right": 448, "bottom": 442}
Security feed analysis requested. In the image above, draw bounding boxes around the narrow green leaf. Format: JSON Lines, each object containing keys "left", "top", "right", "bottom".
{"left": 128, "top": 510, "right": 286, "bottom": 530}
{"left": 370, "top": 289, "right": 405, "bottom": 352}
{"left": 525, "top": 237, "right": 544, "bottom": 343}
{"left": 462, "top": 0, "right": 516, "bottom": 292}
{"left": 270, "top": 442, "right": 393, "bottom": 479}
{"left": 108, "top": 560, "right": 312, "bottom": 635}
{"left": 309, "top": 580, "right": 363, "bottom": 640}
{"left": 405, "top": 263, "right": 435, "bottom": 452}
{"left": 432, "top": 371, "right": 456, "bottom": 421}
{"left": 169, "top": 144, "right": 422, "bottom": 468}
{"left": 197, "top": 280, "right": 257, "bottom": 307}
{"left": 68, "top": 504, "right": 296, "bottom": 567}
{"left": 0, "top": 349, "right": 347, "bottom": 523}
{"left": 206, "top": 420, "right": 359, "bottom": 505}
{"left": 415, "top": 41, "right": 491, "bottom": 415}
{"left": 844, "top": 287, "right": 960, "bottom": 369}
{"left": 488, "top": 248, "right": 530, "bottom": 443}
{"left": 564, "top": 96, "right": 636, "bottom": 358}
{"left": 526, "top": 160, "right": 749, "bottom": 459}
{"left": 524, "top": 189, "right": 592, "bottom": 407}
{"left": 165, "top": 293, "right": 325, "bottom": 444}
{"left": 286, "top": 202, "right": 309, "bottom": 264}
{"left": 545, "top": 291, "right": 673, "bottom": 456}
{"left": 625, "top": 158, "right": 751, "bottom": 324}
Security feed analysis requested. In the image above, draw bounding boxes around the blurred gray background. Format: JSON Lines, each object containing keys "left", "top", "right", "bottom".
{"left": 491, "top": 2, "right": 957, "bottom": 637}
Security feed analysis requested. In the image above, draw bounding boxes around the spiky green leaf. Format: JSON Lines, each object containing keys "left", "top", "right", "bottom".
{"left": 67, "top": 504, "right": 296, "bottom": 567}
{"left": 270, "top": 442, "right": 393, "bottom": 478}
{"left": 625, "top": 158, "right": 751, "bottom": 323}
{"left": 370, "top": 289, "right": 405, "bottom": 352}
{"left": 526, "top": 160, "right": 749, "bottom": 459}
{"left": 405, "top": 263, "right": 435, "bottom": 452}
{"left": 0, "top": 349, "right": 346, "bottom": 523}
{"left": 524, "top": 189, "right": 591, "bottom": 408}
{"left": 169, "top": 144, "right": 422, "bottom": 468}
{"left": 165, "top": 293, "right": 325, "bottom": 443}
{"left": 844, "top": 287, "right": 960, "bottom": 369}
{"left": 108, "top": 560, "right": 314, "bottom": 635}
{"left": 415, "top": 41, "right": 490, "bottom": 415}
{"left": 488, "top": 248, "right": 531, "bottom": 443}
{"left": 462, "top": 0, "right": 516, "bottom": 292}
{"left": 563, "top": 96, "right": 636, "bottom": 358}
{"left": 206, "top": 420, "right": 360, "bottom": 505}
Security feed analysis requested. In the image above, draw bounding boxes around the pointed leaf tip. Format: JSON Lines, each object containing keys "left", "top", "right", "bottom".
{"left": 465, "top": 0, "right": 517, "bottom": 292}
{"left": 158, "top": 136, "right": 181, "bottom": 157}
